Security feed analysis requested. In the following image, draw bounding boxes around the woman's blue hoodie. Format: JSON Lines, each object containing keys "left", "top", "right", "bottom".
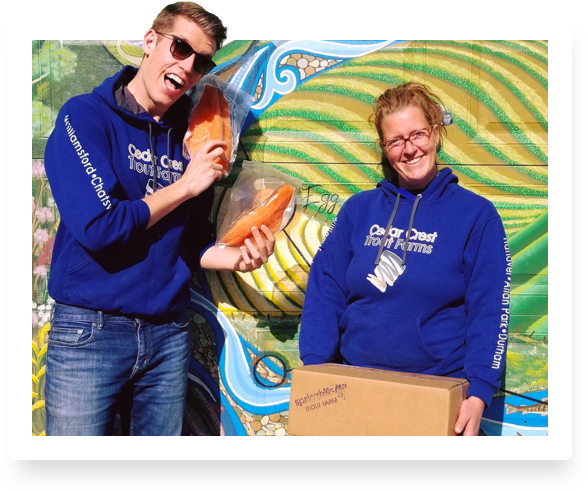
{"left": 44, "top": 67, "right": 214, "bottom": 319}
{"left": 299, "top": 167, "right": 512, "bottom": 406}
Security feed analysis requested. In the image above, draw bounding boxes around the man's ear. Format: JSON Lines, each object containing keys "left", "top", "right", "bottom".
{"left": 142, "top": 29, "right": 157, "bottom": 56}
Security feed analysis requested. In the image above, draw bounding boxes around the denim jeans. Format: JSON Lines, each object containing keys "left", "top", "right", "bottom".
{"left": 45, "top": 302, "right": 191, "bottom": 436}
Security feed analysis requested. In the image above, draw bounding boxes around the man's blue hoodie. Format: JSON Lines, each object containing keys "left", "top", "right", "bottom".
{"left": 44, "top": 67, "right": 214, "bottom": 319}
{"left": 299, "top": 167, "right": 511, "bottom": 406}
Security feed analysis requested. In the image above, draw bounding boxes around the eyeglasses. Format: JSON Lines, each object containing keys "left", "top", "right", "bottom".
{"left": 382, "top": 125, "right": 436, "bottom": 152}
{"left": 155, "top": 31, "right": 216, "bottom": 75}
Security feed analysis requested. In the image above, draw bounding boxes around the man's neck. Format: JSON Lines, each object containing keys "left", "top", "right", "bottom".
{"left": 126, "top": 75, "right": 165, "bottom": 121}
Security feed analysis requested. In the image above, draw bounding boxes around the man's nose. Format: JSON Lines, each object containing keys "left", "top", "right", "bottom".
{"left": 178, "top": 53, "right": 196, "bottom": 75}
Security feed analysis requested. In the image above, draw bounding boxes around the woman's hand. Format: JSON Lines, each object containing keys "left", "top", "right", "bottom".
{"left": 454, "top": 396, "right": 486, "bottom": 436}
{"left": 233, "top": 225, "right": 276, "bottom": 272}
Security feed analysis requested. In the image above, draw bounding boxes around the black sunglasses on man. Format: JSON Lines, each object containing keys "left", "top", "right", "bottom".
{"left": 155, "top": 31, "right": 217, "bottom": 75}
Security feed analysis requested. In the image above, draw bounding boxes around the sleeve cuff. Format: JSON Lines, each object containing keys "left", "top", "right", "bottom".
{"left": 301, "top": 355, "right": 329, "bottom": 366}
{"left": 198, "top": 241, "right": 216, "bottom": 271}
{"left": 466, "top": 377, "right": 498, "bottom": 407}
{"left": 136, "top": 199, "right": 152, "bottom": 230}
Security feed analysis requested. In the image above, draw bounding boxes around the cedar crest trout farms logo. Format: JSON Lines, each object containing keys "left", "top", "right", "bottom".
{"left": 365, "top": 223, "right": 438, "bottom": 292}
{"left": 127, "top": 143, "right": 185, "bottom": 185}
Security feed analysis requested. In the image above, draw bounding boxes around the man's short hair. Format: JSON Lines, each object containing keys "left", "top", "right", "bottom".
{"left": 151, "top": 2, "right": 227, "bottom": 50}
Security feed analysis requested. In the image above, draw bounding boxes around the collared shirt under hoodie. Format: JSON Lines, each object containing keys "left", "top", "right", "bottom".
{"left": 299, "top": 167, "right": 511, "bottom": 406}
{"left": 44, "top": 66, "right": 215, "bottom": 319}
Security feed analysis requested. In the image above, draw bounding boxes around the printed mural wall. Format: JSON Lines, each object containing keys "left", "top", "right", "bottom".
{"left": 32, "top": 39, "right": 548, "bottom": 436}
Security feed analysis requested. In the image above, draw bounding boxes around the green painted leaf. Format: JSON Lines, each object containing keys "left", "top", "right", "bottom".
{"left": 508, "top": 211, "right": 548, "bottom": 256}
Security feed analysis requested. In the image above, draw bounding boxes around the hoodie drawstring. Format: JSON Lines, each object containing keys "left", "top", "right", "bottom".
{"left": 375, "top": 193, "right": 401, "bottom": 266}
{"left": 374, "top": 193, "right": 422, "bottom": 267}
{"left": 146, "top": 125, "right": 173, "bottom": 196}
{"left": 146, "top": 123, "right": 156, "bottom": 196}
{"left": 401, "top": 194, "right": 421, "bottom": 265}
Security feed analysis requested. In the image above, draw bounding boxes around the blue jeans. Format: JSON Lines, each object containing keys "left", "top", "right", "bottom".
{"left": 45, "top": 303, "right": 191, "bottom": 436}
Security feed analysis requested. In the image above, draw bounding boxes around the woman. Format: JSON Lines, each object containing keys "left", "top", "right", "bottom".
{"left": 299, "top": 82, "right": 510, "bottom": 436}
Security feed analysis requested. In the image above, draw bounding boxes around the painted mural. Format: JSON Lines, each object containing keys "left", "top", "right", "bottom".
{"left": 32, "top": 40, "right": 548, "bottom": 436}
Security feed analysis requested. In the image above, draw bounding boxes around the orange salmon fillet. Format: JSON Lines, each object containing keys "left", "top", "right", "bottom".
{"left": 186, "top": 84, "right": 232, "bottom": 175}
{"left": 219, "top": 184, "right": 296, "bottom": 247}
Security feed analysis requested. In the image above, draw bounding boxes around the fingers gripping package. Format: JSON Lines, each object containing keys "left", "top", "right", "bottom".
{"left": 216, "top": 161, "right": 303, "bottom": 248}
{"left": 183, "top": 75, "right": 253, "bottom": 177}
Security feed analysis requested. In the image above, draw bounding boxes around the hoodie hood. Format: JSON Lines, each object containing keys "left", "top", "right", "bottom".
{"left": 373, "top": 167, "right": 458, "bottom": 267}
{"left": 92, "top": 66, "right": 191, "bottom": 197}
{"left": 93, "top": 65, "right": 191, "bottom": 130}
{"left": 376, "top": 166, "right": 458, "bottom": 203}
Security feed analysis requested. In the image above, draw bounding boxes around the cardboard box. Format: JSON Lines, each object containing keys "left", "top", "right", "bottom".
{"left": 287, "top": 364, "right": 468, "bottom": 436}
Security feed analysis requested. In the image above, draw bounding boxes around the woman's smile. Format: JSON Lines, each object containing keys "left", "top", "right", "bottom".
{"left": 380, "top": 106, "right": 439, "bottom": 190}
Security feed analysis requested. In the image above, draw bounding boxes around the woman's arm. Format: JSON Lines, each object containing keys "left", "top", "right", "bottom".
{"left": 299, "top": 208, "right": 354, "bottom": 365}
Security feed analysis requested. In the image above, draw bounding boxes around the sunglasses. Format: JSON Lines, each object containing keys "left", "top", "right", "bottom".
{"left": 155, "top": 31, "right": 216, "bottom": 75}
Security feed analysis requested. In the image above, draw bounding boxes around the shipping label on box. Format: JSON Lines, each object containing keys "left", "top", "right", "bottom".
{"left": 287, "top": 364, "right": 468, "bottom": 436}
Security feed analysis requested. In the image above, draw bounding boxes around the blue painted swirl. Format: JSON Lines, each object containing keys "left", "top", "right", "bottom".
{"left": 189, "top": 287, "right": 291, "bottom": 416}
{"left": 226, "top": 40, "right": 399, "bottom": 117}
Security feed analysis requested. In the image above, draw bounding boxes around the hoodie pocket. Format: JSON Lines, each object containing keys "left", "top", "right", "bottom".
{"left": 340, "top": 303, "right": 442, "bottom": 372}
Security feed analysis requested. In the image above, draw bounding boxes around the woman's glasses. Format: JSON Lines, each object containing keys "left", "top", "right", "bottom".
{"left": 155, "top": 31, "right": 216, "bottom": 75}
{"left": 382, "top": 125, "right": 436, "bottom": 152}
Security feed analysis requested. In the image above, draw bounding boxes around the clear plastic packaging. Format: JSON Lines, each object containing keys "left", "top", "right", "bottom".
{"left": 216, "top": 161, "right": 303, "bottom": 248}
{"left": 183, "top": 75, "right": 253, "bottom": 176}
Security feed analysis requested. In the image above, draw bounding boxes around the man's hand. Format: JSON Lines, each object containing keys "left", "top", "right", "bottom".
{"left": 179, "top": 139, "right": 228, "bottom": 197}
{"left": 143, "top": 140, "right": 228, "bottom": 229}
{"left": 454, "top": 396, "right": 486, "bottom": 436}
{"left": 233, "top": 225, "right": 276, "bottom": 272}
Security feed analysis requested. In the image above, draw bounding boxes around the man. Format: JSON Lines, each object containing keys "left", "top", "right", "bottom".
{"left": 43, "top": 2, "right": 275, "bottom": 436}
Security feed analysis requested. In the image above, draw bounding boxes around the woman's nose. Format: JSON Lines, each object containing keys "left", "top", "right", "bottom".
{"left": 403, "top": 139, "right": 418, "bottom": 153}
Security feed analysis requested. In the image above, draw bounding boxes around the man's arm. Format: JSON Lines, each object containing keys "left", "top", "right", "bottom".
{"left": 200, "top": 225, "right": 275, "bottom": 272}
{"left": 44, "top": 102, "right": 152, "bottom": 252}
{"left": 142, "top": 139, "right": 227, "bottom": 228}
